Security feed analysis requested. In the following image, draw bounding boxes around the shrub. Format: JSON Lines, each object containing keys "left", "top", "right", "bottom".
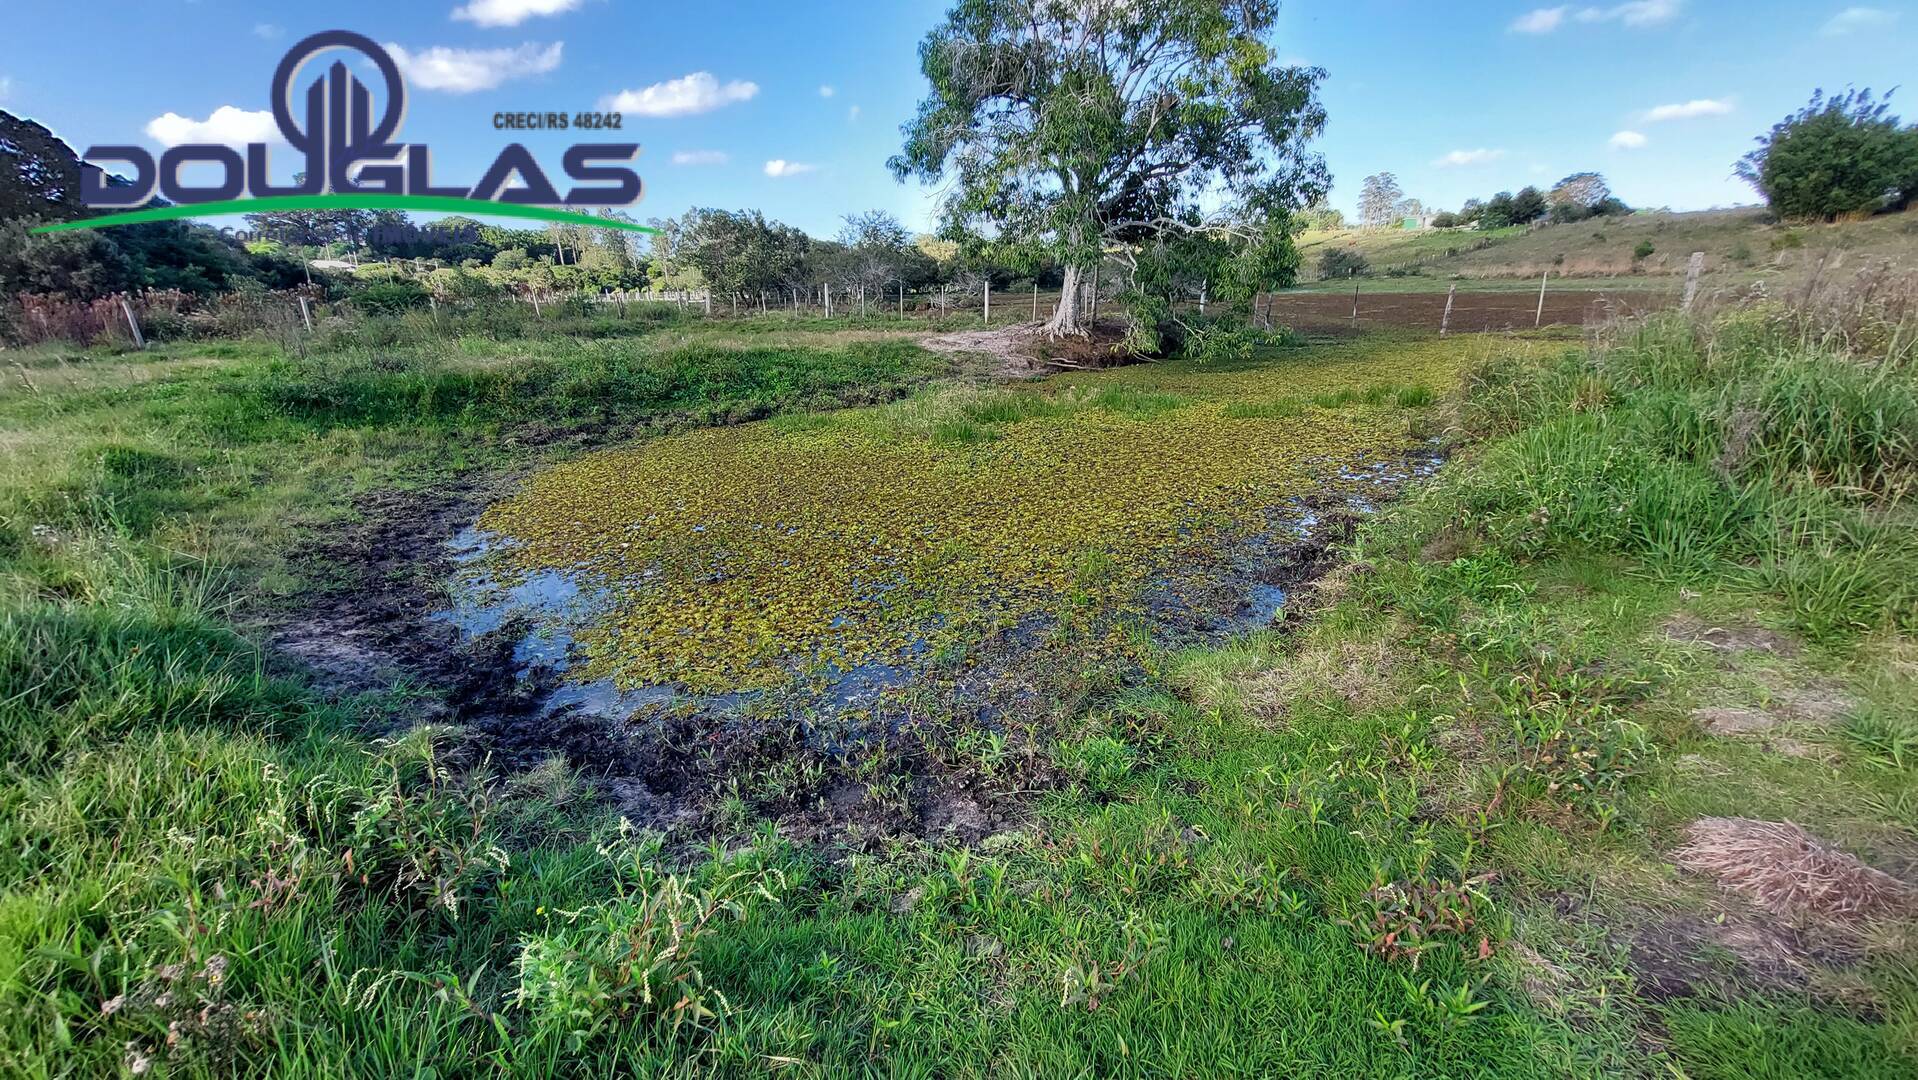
{"left": 1736, "top": 88, "right": 1918, "bottom": 220}
{"left": 1633, "top": 240, "right": 1656, "bottom": 261}
{"left": 1318, "top": 247, "right": 1370, "bottom": 279}
{"left": 350, "top": 279, "right": 431, "bottom": 316}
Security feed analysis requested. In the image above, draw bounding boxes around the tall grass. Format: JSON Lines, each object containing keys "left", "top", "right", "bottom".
{"left": 1407, "top": 275, "right": 1918, "bottom": 637}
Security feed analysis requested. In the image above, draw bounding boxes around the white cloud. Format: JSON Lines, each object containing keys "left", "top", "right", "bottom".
{"left": 1510, "top": 7, "right": 1569, "bottom": 33}
{"left": 600, "top": 72, "right": 759, "bottom": 117}
{"left": 1609, "top": 129, "right": 1648, "bottom": 149}
{"left": 385, "top": 42, "right": 563, "bottom": 94}
{"left": 1821, "top": 7, "right": 1899, "bottom": 35}
{"left": 1521, "top": 0, "right": 1679, "bottom": 31}
{"left": 763, "top": 159, "right": 816, "bottom": 178}
{"left": 672, "top": 149, "right": 728, "bottom": 166}
{"left": 1433, "top": 147, "right": 1507, "bottom": 167}
{"left": 848, "top": 105, "right": 861, "bottom": 122}
{"left": 818, "top": 85, "right": 835, "bottom": 98}
{"left": 451, "top": 0, "right": 582, "bottom": 28}
{"left": 145, "top": 106, "right": 282, "bottom": 147}
{"left": 1578, "top": 0, "right": 1681, "bottom": 26}
{"left": 1642, "top": 97, "right": 1733, "bottom": 122}
{"left": 253, "top": 23, "right": 283, "bottom": 39}
{"left": 0, "top": 76, "right": 11, "bottom": 102}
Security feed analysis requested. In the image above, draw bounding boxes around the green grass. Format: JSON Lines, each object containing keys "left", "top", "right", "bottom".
{"left": 1295, "top": 205, "right": 1918, "bottom": 288}
{"left": 2, "top": 298, "right": 1916, "bottom": 1075}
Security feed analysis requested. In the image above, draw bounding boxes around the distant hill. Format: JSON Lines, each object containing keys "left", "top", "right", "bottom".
{"left": 1295, "top": 207, "right": 1918, "bottom": 289}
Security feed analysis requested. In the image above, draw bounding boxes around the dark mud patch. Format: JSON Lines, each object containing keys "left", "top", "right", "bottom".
{"left": 1625, "top": 913, "right": 1829, "bottom": 1003}
{"left": 1541, "top": 892, "right": 1868, "bottom": 1011}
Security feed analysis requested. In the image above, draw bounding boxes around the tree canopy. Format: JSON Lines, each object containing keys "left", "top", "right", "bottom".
{"left": 1736, "top": 88, "right": 1918, "bottom": 220}
{"left": 890, "top": 0, "right": 1327, "bottom": 335}
{"left": 647, "top": 208, "right": 811, "bottom": 298}
{"left": 1358, "top": 173, "right": 1403, "bottom": 228}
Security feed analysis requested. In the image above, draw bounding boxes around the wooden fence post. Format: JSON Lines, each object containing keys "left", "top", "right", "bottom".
{"left": 983, "top": 281, "right": 990, "bottom": 323}
{"left": 1681, "top": 251, "right": 1705, "bottom": 311}
{"left": 120, "top": 299, "right": 146, "bottom": 349}
{"left": 531, "top": 292, "right": 542, "bottom": 317}
{"left": 1350, "top": 271, "right": 1359, "bottom": 327}
{"left": 824, "top": 283, "right": 832, "bottom": 318}
{"left": 1032, "top": 284, "right": 1039, "bottom": 320}
{"left": 1534, "top": 270, "right": 1549, "bottom": 328}
{"left": 1439, "top": 283, "right": 1457, "bottom": 337}
{"left": 298, "top": 296, "right": 314, "bottom": 333}
{"left": 899, "top": 281, "right": 905, "bottom": 316}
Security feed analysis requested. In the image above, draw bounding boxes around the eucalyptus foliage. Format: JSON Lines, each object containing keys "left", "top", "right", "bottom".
{"left": 890, "top": 0, "right": 1328, "bottom": 335}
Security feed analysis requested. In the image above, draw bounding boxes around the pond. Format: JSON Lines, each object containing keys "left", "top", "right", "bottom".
{"left": 433, "top": 336, "right": 1492, "bottom": 726}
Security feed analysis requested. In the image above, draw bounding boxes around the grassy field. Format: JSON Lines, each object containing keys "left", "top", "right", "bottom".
{"left": 2, "top": 291, "right": 1916, "bottom": 1075}
{"left": 1297, "top": 206, "right": 1918, "bottom": 288}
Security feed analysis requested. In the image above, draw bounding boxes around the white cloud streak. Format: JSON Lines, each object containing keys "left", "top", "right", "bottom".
{"left": 1821, "top": 7, "right": 1898, "bottom": 35}
{"left": 1580, "top": 0, "right": 1681, "bottom": 26}
{"left": 763, "top": 159, "right": 816, "bottom": 178}
{"left": 672, "top": 149, "right": 728, "bottom": 166}
{"left": 1642, "top": 97, "right": 1733, "bottom": 122}
{"left": 385, "top": 42, "right": 564, "bottom": 93}
{"left": 1433, "top": 147, "right": 1507, "bottom": 167}
{"left": 1609, "top": 130, "right": 1648, "bottom": 149}
{"left": 253, "top": 23, "right": 283, "bottom": 39}
{"left": 600, "top": 72, "right": 759, "bottom": 117}
{"left": 1510, "top": 7, "right": 1568, "bottom": 33}
{"left": 818, "top": 85, "right": 835, "bottom": 98}
{"left": 451, "top": 0, "right": 583, "bottom": 28}
{"left": 1514, "top": 0, "right": 1679, "bottom": 32}
{"left": 145, "top": 106, "right": 282, "bottom": 147}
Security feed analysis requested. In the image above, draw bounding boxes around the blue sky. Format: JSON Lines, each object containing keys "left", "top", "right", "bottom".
{"left": 1, "top": 1, "right": 1913, "bottom": 236}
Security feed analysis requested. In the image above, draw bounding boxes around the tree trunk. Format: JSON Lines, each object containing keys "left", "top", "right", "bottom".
{"left": 1045, "top": 264, "right": 1088, "bottom": 337}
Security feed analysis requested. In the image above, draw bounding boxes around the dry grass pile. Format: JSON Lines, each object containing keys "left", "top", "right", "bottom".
{"left": 1673, "top": 817, "right": 1918, "bottom": 924}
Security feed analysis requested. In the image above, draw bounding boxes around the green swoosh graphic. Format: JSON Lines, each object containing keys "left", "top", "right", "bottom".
{"left": 32, "top": 195, "right": 658, "bottom": 234}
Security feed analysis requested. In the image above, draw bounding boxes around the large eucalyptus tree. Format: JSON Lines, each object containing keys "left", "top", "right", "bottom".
{"left": 890, "top": 0, "right": 1327, "bottom": 337}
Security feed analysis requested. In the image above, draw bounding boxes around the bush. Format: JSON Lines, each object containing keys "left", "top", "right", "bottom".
{"left": 1318, "top": 247, "right": 1370, "bottom": 279}
{"left": 1633, "top": 240, "right": 1656, "bottom": 261}
{"left": 350, "top": 279, "right": 431, "bottom": 316}
{"left": 1736, "top": 88, "right": 1918, "bottom": 220}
